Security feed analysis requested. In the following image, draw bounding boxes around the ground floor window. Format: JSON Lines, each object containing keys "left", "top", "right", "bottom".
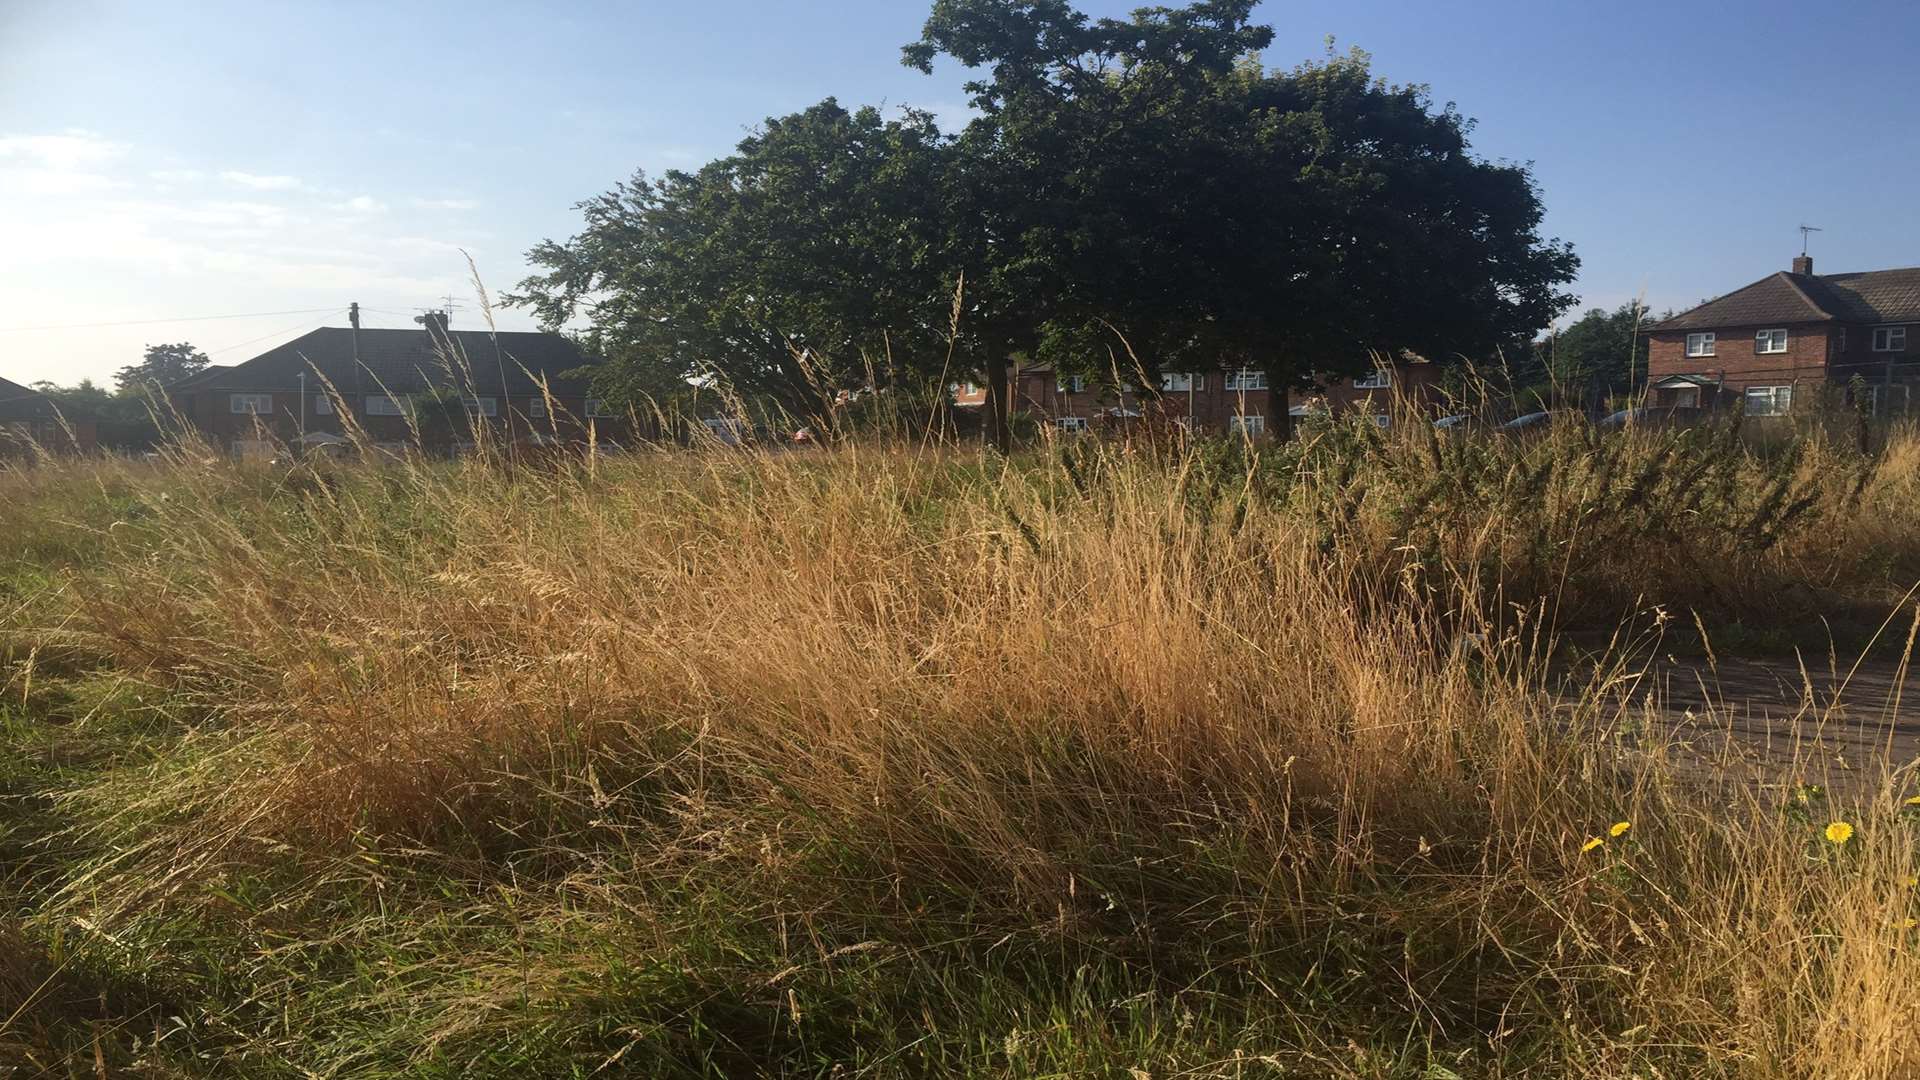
{"left": 230, "top": 438, "right": 275, "bottom": 459}
{"left": 1054, "top": 416, "right": 1090, "bottom": 433}
{"left": 1228, "top": 414, "right": 1265, "bottom": 437}
{"left": 1865, "top": 383, "right": 1911, "bottom": 417}
{"left": 1744, "top": 385, "right": 1793, "bottom": 417}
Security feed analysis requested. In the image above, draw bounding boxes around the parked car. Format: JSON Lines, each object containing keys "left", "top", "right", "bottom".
{"left": 1497, "top": 411, "right": 1553, "bottom": 432}
{"left": 1598, "top": 407, "right": 1699, "bottom": 431}
{"left": 1433, "top": 414, "right": 1473, "bottom": 430}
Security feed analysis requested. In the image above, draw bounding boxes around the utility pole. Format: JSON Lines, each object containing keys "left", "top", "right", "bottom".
{"left": 349, "top": 300, "right": 362, "bottom": 402}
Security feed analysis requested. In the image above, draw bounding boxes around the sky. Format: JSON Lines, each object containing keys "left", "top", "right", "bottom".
{"left": 4, "top": 0, "right": 1918, "bottom": 388}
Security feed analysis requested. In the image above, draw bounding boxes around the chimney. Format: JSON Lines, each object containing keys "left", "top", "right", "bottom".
{"left": 1792, "top": 253, "right": 1813, "bottom": 275}
{"left": 414, "top": 310, "right": 450, "bottom": 337}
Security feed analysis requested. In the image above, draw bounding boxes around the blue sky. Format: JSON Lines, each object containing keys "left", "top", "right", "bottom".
{"left": 4, "top": 0, "right": 1917, "bottom": 386}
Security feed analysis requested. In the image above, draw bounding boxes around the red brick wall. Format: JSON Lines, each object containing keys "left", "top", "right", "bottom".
{"left": 1647, "top": 323, "right": 1831, "bottom": 393}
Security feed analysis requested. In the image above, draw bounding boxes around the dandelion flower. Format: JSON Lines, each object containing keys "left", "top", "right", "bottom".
{"left": 1580, "top": 837, "right": 1605, "bottom": 854}
{"left": 1609, "top": 821, "right": 1632, "bottom": 838}
{"left": 1825, "top": 821, "right": 1855, "bottom": 846}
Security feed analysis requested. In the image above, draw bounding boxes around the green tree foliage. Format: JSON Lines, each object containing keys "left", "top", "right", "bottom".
{"left": 114, "top": 342, "right": 209, "bottom": 396}
{"left": 1525, "top": 302, "right": 1653, "bottom": 407}
{"left": 515, "top": 0, "right": 1579, "bottom": 444}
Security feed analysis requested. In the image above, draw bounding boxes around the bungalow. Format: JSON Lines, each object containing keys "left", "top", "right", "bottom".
{"left": 0, "top": 376, "right": 97, "bottom": 456}
{"left": 1648, "top": 254, "right": 1920, "bottom": 416}
{"left": 166, "top": 312, "right": 629, "bottom": 457}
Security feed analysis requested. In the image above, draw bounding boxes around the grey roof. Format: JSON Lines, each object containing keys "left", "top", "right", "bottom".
{"left": 0, "top": 375, "right": 58, "bottom": 419}
{"left": 179, "top": 327, "right": 598, "bottom": 396}
{"left": 1658, "top": 267, "right": 1920, "bottom": 330}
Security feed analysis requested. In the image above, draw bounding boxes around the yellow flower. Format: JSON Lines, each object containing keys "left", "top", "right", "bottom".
{"left": 1609, "top": 821, "right": 1632, "bottom": 838}
{"left": 1825, "top": 821, "right": 1855, "bottom": 846}
{"left": 1580, "top": 837, "right": 1605, "bottom": 854}
{"left": 1905, "top": 795, "right": 1920, "bottom": 807}
{"left": 1904, "top": 875, "right": 1918, "bottom": 889}
{"left": 1901, "top": 918, "right": 1918, "bottom": 931}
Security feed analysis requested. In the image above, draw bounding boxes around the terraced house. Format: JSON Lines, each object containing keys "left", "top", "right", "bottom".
{"left": 0, "top": 375, "right": 96, "bottom": 456}
{"left": 166, "top": 312, "right": 627, "bottom": 457}
{"left": 1648, "top": 254, "right": 1920, "bottom": 416}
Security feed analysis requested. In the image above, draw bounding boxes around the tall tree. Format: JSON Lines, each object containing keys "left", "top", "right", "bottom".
{"left": 115, "top": 342, "right": 209, "bottom": 395}
{"left": 1526, "top": 302, "right": 1652, "bottom": 406}
{"left": 509, "top": 101, "right": 960, "bottom": 429}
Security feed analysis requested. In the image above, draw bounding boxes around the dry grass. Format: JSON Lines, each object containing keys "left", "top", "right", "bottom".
{"left": 2, "top": 419, "right": 1919, "bottom": 1076}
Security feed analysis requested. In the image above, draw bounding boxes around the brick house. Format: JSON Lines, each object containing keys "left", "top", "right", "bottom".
{"left": 1648, "top": 255, "right": 1920, "bottom": 417}
{"left": 0, "top": 375, "right": 97, "bottom": 456}
{"left": 166, "top": 313, "right": 628, "bottom": 457}
{"left": 957, "top": 356, "right": 1446, "bottom": 437}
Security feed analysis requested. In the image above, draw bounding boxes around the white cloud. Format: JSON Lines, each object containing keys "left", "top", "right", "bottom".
{"left": 335, "top": 195, "right": 388, "bottom": 214}
{"left": 411, "top": 197, "right": 480, "bottom": 211}
{"left": 219, "top": 170, "right": 303, "bottom": 191}
{"left": 149, "top": 168, "right": 206, "bottom": 184}
{"left": 0, "top": 130, "right": 127, "bottom": 169}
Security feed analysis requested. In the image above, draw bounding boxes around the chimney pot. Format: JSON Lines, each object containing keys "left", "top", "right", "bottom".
{"left": 1792, "top": 254, "right": 1814, "bottom": 275}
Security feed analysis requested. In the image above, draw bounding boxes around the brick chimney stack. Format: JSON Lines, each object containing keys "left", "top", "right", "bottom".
{"left": 414, "top": 310, "right": 451, "bottom": 337}
{"left": 1792, "top": 253, "right": 1814, "bottom": 275}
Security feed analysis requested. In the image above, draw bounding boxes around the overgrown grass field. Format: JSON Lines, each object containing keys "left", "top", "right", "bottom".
{"left": 4, "top": 417, "right": 1920, "bottom": 1077}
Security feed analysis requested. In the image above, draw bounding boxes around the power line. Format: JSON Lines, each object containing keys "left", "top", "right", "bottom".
{"left": 0, "top": 307, "right": 340, "bottom": 334}
{"left": 206, "top": 314, "right": 337, "bottom": 357}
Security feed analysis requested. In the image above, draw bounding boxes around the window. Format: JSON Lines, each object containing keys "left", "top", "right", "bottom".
{"left": 951, "top": 381, "right": 981, "bottom": 397}
{"left": 1873, "top": 326, "right": 1908, "bottom": 353}
{"left": 1754, "top": 329, "right": 1788, "bottom": 354}
{"left": 1744, "top": 385, "right": 1793, "bottom": 417}
{"left": 527, "top": 397, "right": 548, "bottom": 418}
{"left": 1684, "top": 332, "right": 1716, "bottom": 358}
{"left": 1228, "top": 414, "right": 1265, "bottom": 437}
{"left": 1055, "top": 416, "right": 1090, "bottom": 433}
{"left": 1836, "top": 328, "right": 1848, "bottom": 354}
{"left": 313, "top": 395, "right": 333, "bottom": 415}
{"left": 229, "top": 393, "right": 273, "bottom": 415}
{"left": 1056, "top": 375, "right": 1085, "bottom": 394}
{"left": 365, "top": 394, "right": 408, "bottom": 416}
{"left": 586, "top": 399, "right": 620, "bottom": 418}
{"left": 1369, "top": 414, "right": 1392, "bottom": 429}
{"left": 1224, "top": 370, "right": 1267, "bottom": 391}
{"left": 230, "top": 438, "right": 274, "bottom": 458}
{"left": 1161, "top": 372, "right": 1202, "bottom": 392}
{"left": 461, "top": 396, "right": 498, "bottom": 417}
{"left": 1353, "top": 369, "right": 1392, "bottom": 390}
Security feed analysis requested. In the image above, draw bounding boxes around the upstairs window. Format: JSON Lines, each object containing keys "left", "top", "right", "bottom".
{"left": 1873, "top": 326, "right": 1908, "bottom": 353}
{"left": 461, "top": 396, "right": 498, "bottom": 417}
{"left": 1354, "top": 369, "right": 1392, "bottom": 389}
{"left": 586, "top": 399, "right": 620, "bottom": 418}
{"left": 229, "top": 393, "right": 273, "bottom": 415}
{"left": 1684, "top": 332, "right": 1716, "bottom": 358}
{"left": 313, "top": 395, "right": 333, "bottom": 415}
{"left": 365, "top": 394, "right": 409, "bottom": 416}
{"left": 1744, "top": 385, "right": 1793, "bottom": 417}
{"left": 1754, "top": 329, "right": 1788, "bottom": 354}
{"left": 1161, "top": 372, "right": 1202, "bottom": 392}
{"left": 527, "top": 397, "right": 548, "bottom": 418}
{"left": 1224, "top": 370, "right": 1267, "bottom": 391}
{"left": 1056, "top": 375, "right": 1085, "bottom": 394}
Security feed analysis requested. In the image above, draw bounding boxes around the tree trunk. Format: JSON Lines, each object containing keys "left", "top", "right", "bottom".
{"left": 984, "top": 354, "right": 1012, "bottom": 454}
{"left": 1265, "top": 369, "right": 1294, "bottom": 442}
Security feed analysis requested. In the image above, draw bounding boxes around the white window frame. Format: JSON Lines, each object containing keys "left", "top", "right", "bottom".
{"left": 1754, "top": 329, "right": 1788, "bottom": 354}
{"left": 312, "top": 394, "right": 333, "bottom": 416}
{"left": 229, "top": 392, "right": 274, "bottom": 415}
{"left": 1369, "top": 414, "right": 1392, "bottom": 429}
{"left": 527, "top": 397, "right": 548, "bottom": 418}
{"left": 1684, "top": 332, "right": 1716, "bottom": 358}
{"left": 1873, "top": 326, "right": 1908, "bottom": 353}
{"left": 1054, "top": 416, "right": 1090, "bottom": 433}
{"left": 586, "top": 399, "right": 620, "bottom": 419}
{"left": 1055, "top": 375, "right": 1085, "bottom": 394}
{"left": 1224, "top": 370, "right": 1268, "bottom": 391}
{"left": 365, "top": 394, "right": 409, "bottom": 417}
{"left": 1353, "top": 369, "right": 1392, "bottom": 390}
{"left": 461, "top": 396, "right": 498, "bottom": 417}
{"left": 1227, "top": 414, "right": 1265, "bottom": 437}
{"left": 1744, "top": 385, "right": 1793, "bottom": 417}
{"left": 1160, "top": 372, "right": 1202, "bottom": 392}
{"left": 1836, "top": 327, "right": 1848, "bottom": 354}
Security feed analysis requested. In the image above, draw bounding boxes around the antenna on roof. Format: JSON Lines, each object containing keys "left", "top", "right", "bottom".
{"left": 1799, "top": 224, "right": 1823, "bottom": 255}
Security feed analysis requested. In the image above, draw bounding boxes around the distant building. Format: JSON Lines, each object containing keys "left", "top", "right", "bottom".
{"left": 0, "top": 376, "right": 97, "bottom": 456}
{"left": 956, "top": 355, "right": 1446, "bottom": 437}
{"left": 165, "top": 313, "right": 630, "bottom": 457}
{"left": 1648, "top": 254, "right": 1920, "bottom": 417}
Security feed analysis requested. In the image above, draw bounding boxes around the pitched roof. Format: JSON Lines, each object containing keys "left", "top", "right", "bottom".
{"left": 182, "top": 327, "right": 597, "bottom": 396}
{"left": 0, "top": 375, "right": 39, "bottom": 401}
{"left": 1658, "top": 267, "right": 1920, "bottom": 330}
{"left": 0, "top": 375, "right": 57, "bottom": 420}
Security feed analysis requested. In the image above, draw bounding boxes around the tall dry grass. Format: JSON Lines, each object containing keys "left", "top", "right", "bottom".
{"left": 2, "top": 419, "right": 1919, "bottom": 1076}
